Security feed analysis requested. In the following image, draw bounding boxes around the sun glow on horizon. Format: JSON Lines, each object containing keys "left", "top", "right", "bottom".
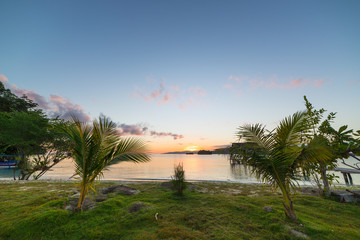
{"left": 184, "top": 145, "right": 199, "bottom": 152}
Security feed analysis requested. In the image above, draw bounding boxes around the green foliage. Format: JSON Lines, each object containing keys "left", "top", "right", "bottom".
{"left": 0, "top": 111, "right": 69, "bottom": 180}
{"left": 0, "top": 82, "right": 69, "bottom": 180}
{"left": 303, "top": 96, "right": 360, "bottom": 193}
{"left": 0, "top": 111, "right": 49, "bottom": 155}
{"left": 171, "top": 163, "right": 187, "bottom": 195}
{"left": 0, "top": 81, "right": 37, "bottom": 113}
{"left": 236, "top": 111, "right": 332, "bottom": 219}
{"left": 60, "top": 115, "right": 150, "bottom": 210}
{"left": 1, "top": 181, "right": 360, "bottom": 240}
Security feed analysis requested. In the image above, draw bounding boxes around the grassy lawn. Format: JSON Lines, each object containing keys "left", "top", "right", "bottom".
{"left": 0, "top": 181, "right": 359, "bottom": 240}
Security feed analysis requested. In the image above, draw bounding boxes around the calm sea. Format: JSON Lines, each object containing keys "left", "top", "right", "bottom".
{"left": 0, "top": 154, "right": 359, "bottom": 185}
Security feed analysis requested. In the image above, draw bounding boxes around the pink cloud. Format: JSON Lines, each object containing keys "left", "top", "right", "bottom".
{"left": 0, "top": 74, "right": 8, "bottom": 83}
{"left": 228, "top": 75, "right": 243, "bottom": 83}
{"left": 134, "top": 79, "right": 206, "bottom": 110}
{"left": 116, "top": 123, "right": 184, "bottom": 140}
{"left": 3, "top": 78, "right": 90, "bottom": 122}
{"left": 224, "top": 75, "right": 326, "bottom": 94}
{"left": 249, "top": 79, "right": 265, "bottom": 89}
{"left": 347, "top": 79, "right": 360, "bottom": 85}
{"left": 313, "top": 79, "right": 324, "bottom": 87}
{"left": 150, "top": 131, "right": 184, "bottom": 140}
{"left": 117, "top": 124, "right": 148, "bottom": 136}
{"left": 48, "top": 95, "right": 91, "bottom": 122}
{"left": 11, "top": 84, "right": 50, "bottom": 109}
{"left": 190, "top": 86, "right": 206, "bottom": 98}
{"left": 162, "top": 92, "right": 171, "bottom": 103}
{"left": 135, "top": 80, "right": 174, "bottom": 105}
{"left": 288, "top": 78, "right": 309, "bottom": 89}
{"left": 176, "top": 87, "right": 206, "bottom": 110}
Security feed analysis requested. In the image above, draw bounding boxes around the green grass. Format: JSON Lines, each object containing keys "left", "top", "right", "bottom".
{"left": 0, "top": 181, "right": 359, "bottom": 240}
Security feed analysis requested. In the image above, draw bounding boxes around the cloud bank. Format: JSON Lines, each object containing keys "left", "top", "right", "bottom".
{"left": 1, "top": 75, "right": 90, "bottom": 122}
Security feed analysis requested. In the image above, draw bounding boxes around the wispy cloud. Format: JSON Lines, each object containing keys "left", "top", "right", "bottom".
{"left": 347, "top": 79, "right": 360, "bottom": 85}
{"left": 2, "top": 76, "right": 90, "bottom": 122}
{"left": 117, "top": 123, "right": 183, "bottom": 140}
{"left": 133, "top": 79, "right": 206, "bottom": 110}
{"left": 222, "top": 75, "right": 244, "bottom": 96}
{"left": 133, "top": 80, "right": 176, "bottom": 105}
{"left": 150, "top": 131, "right": 184, "bottom": 140}
{"left": 224, "top": 75, "right": 326, "bottom": 94}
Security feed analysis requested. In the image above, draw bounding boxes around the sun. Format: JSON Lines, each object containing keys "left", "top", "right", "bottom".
{"left": 184, "top": 146, "right": 198, "bottom": 152}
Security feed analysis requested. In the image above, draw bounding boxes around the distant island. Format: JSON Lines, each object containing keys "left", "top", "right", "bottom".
{"left": 163, "top": 147, "right": 229, "bottom": 155}
{"left": 197, "top": 150, "right": 212, "bottom": 155}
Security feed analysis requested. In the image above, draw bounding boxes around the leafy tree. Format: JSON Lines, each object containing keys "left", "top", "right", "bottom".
{"left": 235, "top": 111, "right": 331, "bottom": 219}
{"left": 0, "top": 82, "right": 69, "bottom": 180}
{"left": 0, "top": 111, "right": 69, "bottom": 179}
{"left": 59, "top": 116, "right": 150, "bottom": 211}
{"left": 303, "top": 96, "right": 360, "bottom": 195}
{"left": 0, "top": 81, "right": 36, "bottom": 113}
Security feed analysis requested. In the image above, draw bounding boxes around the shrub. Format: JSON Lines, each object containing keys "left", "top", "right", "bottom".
{"left": 171, "top": 163, "right": 187, "bottom": 195}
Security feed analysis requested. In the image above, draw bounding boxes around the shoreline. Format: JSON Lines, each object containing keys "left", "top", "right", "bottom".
{"left": 1, "top": 177, "right": 358, "bottom": 188}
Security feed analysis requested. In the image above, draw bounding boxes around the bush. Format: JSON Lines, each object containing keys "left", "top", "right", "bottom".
{"left": 171, "top": 163, "right": 187, "bottom": 195}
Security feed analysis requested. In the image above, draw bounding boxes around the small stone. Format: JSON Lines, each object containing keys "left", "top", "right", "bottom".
{"left": 285, "top": 225, "right": 309, "bottom": 239}
{"left": 263, "top": 206, "right": 273, "bottom": 212}
{"left": 128, "top": 202, "right": 148, "bottom": 213}
{"left": 65, "top": 197, "right": 95, "bottom": 212}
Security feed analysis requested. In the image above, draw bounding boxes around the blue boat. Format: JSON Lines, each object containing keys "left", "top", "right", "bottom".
{"left": 0, "top": 155, "right": 20, "bottom": 168}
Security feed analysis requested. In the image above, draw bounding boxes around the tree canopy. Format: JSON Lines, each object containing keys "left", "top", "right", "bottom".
{"left": 0, "top": 81, "right": 69, "bottom": 180}
{"left": 0, "top": 81, "right": 37, "bottom": 113}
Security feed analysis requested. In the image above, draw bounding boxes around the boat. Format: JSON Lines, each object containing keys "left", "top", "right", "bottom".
{"left": 0, "top": 155, "right": 20, "bottom": 168}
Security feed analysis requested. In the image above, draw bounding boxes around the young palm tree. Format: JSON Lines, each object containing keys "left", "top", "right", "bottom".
{"left": 61, "top": 116, "right": 150, "bottom": 211}
{"left": 236, "top": 111, "right": 331, "bottom": 219}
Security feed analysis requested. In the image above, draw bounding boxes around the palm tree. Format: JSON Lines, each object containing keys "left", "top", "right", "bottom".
{"left": 235, "top": 111, "right": 331, "bottom": 219}
{"left": 60, "top": 116, "right": 150, "bottom": 211}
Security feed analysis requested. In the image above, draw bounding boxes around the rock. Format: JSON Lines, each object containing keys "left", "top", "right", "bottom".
{"left": 285, "top": 226, "right": 309, "bottom": 239}
{"left": 289, "top": 229, "right": 309, "bottom": 239}
{"left": 128, "top": 202, "right": 149, "bottom": 213}
{"left": 95, "top": 194, "right": 108, "bottom": 202}
{"left": 100, "top": 185, "right": 140, "bottom": 195}
{"left": 65, "top": 197, "right": 95, "bottom": 212}
{"left": 263, "top": 206, "right": 273, "bottom": 212}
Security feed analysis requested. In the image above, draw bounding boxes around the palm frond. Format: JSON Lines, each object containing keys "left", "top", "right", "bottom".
{"left": 59, "top": 115, "right": 150, "bottom": 210}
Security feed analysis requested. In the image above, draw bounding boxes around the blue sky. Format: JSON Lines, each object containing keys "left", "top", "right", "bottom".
{"left": 1, "top": 0, "right": 359, "bottom": 153}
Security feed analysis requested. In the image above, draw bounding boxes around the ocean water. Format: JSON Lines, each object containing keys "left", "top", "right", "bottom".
{"left": 1, "top": 154, "right": 359, "bottom": 185}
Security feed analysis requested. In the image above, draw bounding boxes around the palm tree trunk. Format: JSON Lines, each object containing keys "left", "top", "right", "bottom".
{"left": 280, "top": 187, "right": 297, "bottom": 219}
{"left": 77, "top": 178, "right": 89, "bottom": 210}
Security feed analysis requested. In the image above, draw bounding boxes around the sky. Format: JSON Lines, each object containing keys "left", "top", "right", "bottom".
{"left": 0, "top": 0, "right": 359, "bottom": 153}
